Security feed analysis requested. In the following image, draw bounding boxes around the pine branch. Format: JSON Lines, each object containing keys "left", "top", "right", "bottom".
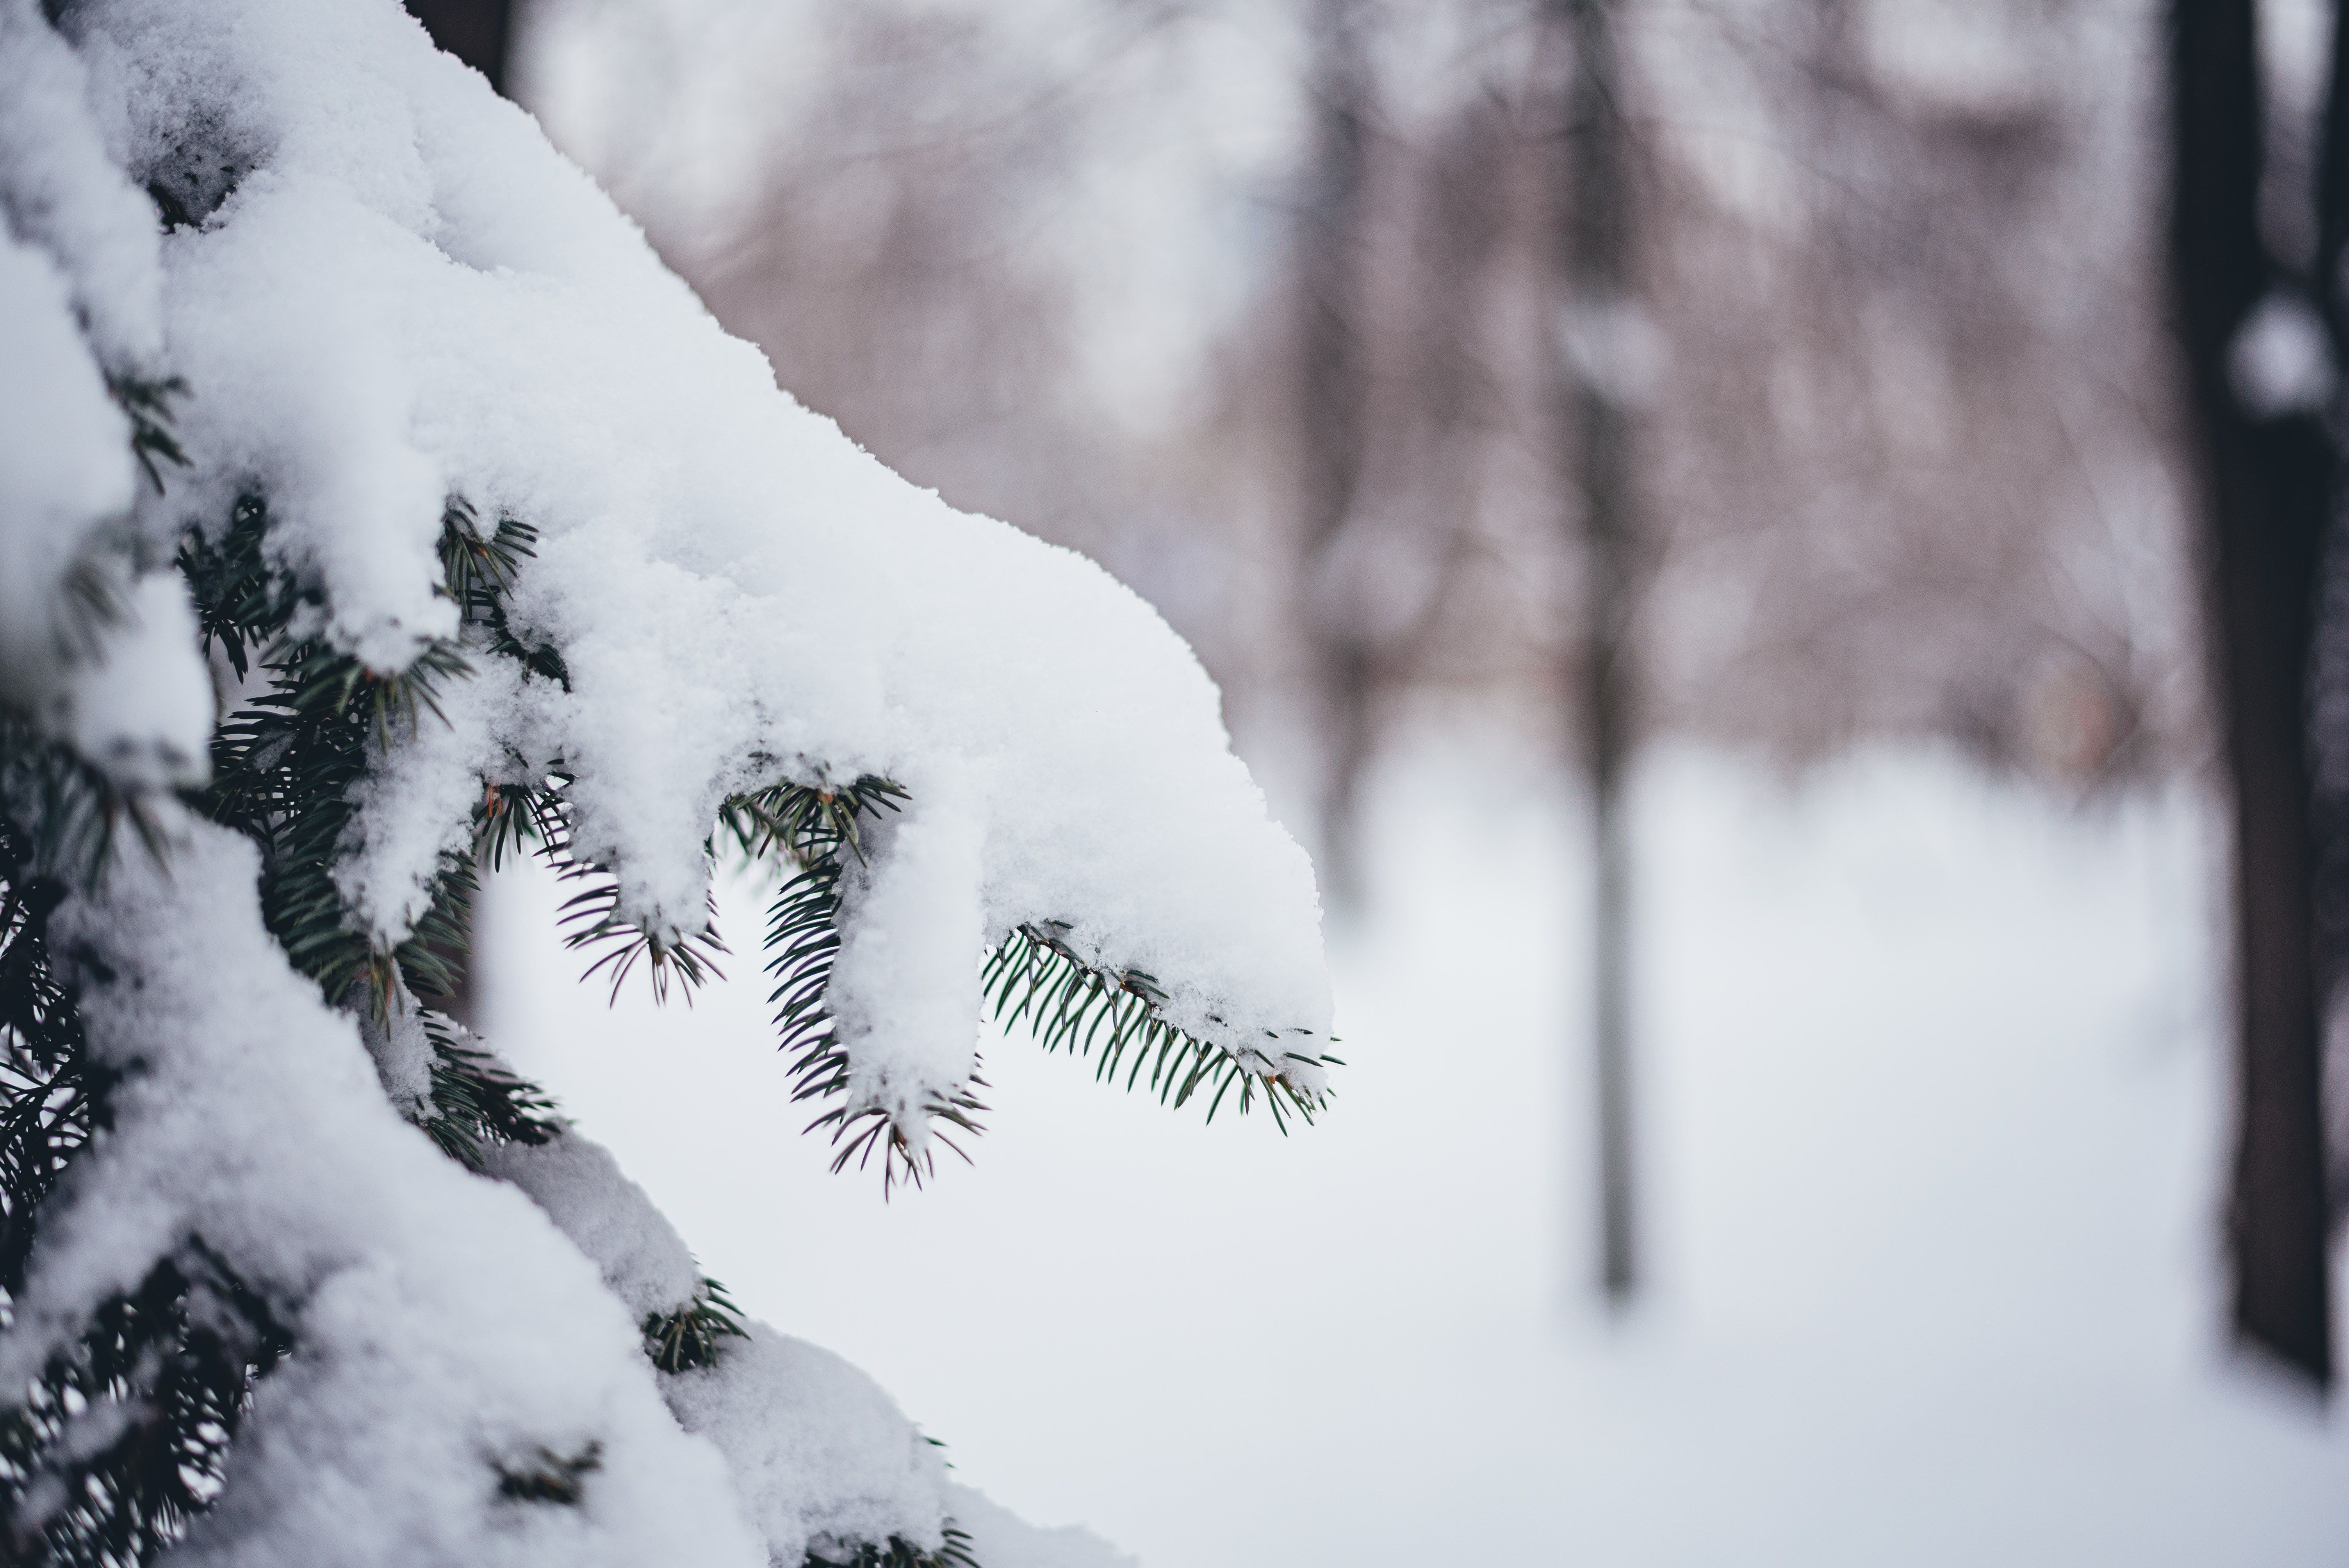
{"left": 755, "top": 777, "right": 1334, "bottom": 1192}
{"left": 642, "top": 1276, "right": 750, "bottom": 1374}
{"left": 494, "top": 1440, "right": 602, "bottom": 1506}
{"left": 558, "top": 867, "right": 730, "bottom": 1006}
{"left": 0, "top": 717, "right": 171, "bottom": 889}
{"left": 105, "top": 372, "right": 188, "bottom": 496}
{"left": 983, "top": 925, "right": 1338, "bottom": 1131}
{"left": 753, "top": 779, "right": 989, "bottom": 1195}
{"left": 413, "top": 1012, "right": 565, "bottom": 1172}
{"left": 810, "top": 1523, "right": 980, "bottom": 1568}
{"left": 0, "top": 1244, "right": 292, "bottom": 1567}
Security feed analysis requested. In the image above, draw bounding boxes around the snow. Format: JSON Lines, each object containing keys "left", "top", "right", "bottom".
{"left": 0, "top": 0, "right": 164, "bottom": 368}
{"left": 946, "top": 1484, "right": 1137, "bottom": 1568}
{"left": 484, "top": 732, "right": 2349, "bottom": 1566}
{"left": 46, "top": 0, "right": 1325, "bottom": 1149}
{"left": 22, "top": 823, "right": 768, "bottom": 1568}
{"left": 483, "top": 1134, "right": 702, "bottom": 1321}
{"left": 829, "top": 788, "right": 989, "bottom": 1153}
{"left": 663, "top": 1325, "right": 953, "bottom": 1566}
{"left": 2229, "top": 292, "right": 2335, "bottom": 417}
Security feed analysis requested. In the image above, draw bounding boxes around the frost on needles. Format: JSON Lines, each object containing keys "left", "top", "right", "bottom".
{"left": 0, "top": 0, "right": 1332, "bottom": 1563}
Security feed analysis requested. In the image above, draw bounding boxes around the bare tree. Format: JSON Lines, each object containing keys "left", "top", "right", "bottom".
{"left": 2173, "top": 0, "right": 2340, "bottom": 1389}
{"left": 1552, "top": 0, "right": 1644, "bottom": 1303}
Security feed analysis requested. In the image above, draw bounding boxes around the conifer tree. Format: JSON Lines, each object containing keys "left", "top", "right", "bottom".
{"left": 0, "top": 0, "right": 1335, "bottom": 1561}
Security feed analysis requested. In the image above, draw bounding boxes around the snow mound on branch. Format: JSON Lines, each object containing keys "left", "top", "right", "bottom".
{"left": 61, "top": 0, "right": 1327, "bottom": 1136}
{"left": 483, "top": 1133, "right": 702, "bottom": 1322}
{"left": 662, "top": 1325, "right": 954, "bottom": 1566}
{"left": 945, "top": 1484, "right": 1141, "bottom": 1568}
{"left": 19, "top": 824, "right": 766, "bottom": 1568}
{"left": 0, "top": 0, "right": 210, "bottom": 792}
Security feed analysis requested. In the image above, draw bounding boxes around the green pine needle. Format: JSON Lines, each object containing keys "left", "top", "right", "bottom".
{"left": 642, "top": 1276, "right": 751, "bottom": 1374}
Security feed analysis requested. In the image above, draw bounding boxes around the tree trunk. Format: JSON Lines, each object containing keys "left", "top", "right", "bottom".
{"left": 1557, "top": 0, "right": 1641, "bottom": 1304}
{"left": 407, "top": 0, "right": 514, "bottom": 97}
{"left": 2173, "top": 0, "right": 2335, "bottom": 1388}
{"left": 1297, "top": 0, "right": 1375, "bottom": 907}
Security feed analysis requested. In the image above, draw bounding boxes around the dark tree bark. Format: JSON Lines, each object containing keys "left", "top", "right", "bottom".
{"left": 406, "top": 0, "right": 514, "bottom": 98}
{"left": 1556, "top": 0, "right": 1641, "bottom": 1303}
{"left": 2173, "top": 0, "right": 2335, "bottom": 1388}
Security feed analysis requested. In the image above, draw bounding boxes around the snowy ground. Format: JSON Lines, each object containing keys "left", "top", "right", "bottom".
{"left": 483, "top": 736, "right": 2349, "bottom": 1565}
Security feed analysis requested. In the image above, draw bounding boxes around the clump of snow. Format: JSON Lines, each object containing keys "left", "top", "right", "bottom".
{"left": 945, "top": 1484, "right": 1140, "bottom": 1568}
{"left": 482, "top": 1133, "right": 701, "bottom": 1321}
{"left": 356, "top": 991, "right": 436, "bottom": 1121}
{"left": 59, "top": 570, "right": 213, "bottom": 788}
{"left": 0, "top": 1, "right": 210, "bottom": 792}
{"left": 829, "top": 789, "right": 988, "bottom": 1147}
{"left": 0, "top": 0, "right": 164, "bottom": 367}
{"left": 661, "top": 1324, "right": 952, "bottom": 1566}
{"left": 0, "top": 226, "right": 134, "bottom": 704}
{"left": 2229, "top": 291, "right": 2335, "bottom": 417}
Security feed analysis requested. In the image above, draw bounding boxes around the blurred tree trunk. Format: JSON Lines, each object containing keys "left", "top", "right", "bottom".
{"left": 407, "top": 0, "right": 514, "bottom": 96}
{"left": 1297, "top": 0, "right": 1375, "bottom": 907}
{"left": 2172, "top": 0, "right": 2335, "bottom": 1388}
{"left": 1556, "top": 0, "right": 1641, "bottom": 1304}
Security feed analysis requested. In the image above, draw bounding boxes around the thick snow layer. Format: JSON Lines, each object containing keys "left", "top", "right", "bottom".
{"left": 0, "top": 225, "right": 133, "bottom": 697}
{"left": 47, "top": 0, "right": 1324, "bottom": 1150}
{"left": 483, "top": 1133, "right": 702, "bottom": 1322}
{"left": 663, "top": 1324, "right": 953, "bottom": 1566}
{"left": 20, "top": 824, "right": 767, "bottom": 1568}
{"left": 829, "top": 795, "right": 989, "bottom": 1151}
{"left": 945, "top": 1484, "right": 1137, "bottom": 1568}
{"left": 0, "top": 2, "right": 212, "bottom": 789}
{"left": 0, "top": 0, "right": 163, "bottom": 368}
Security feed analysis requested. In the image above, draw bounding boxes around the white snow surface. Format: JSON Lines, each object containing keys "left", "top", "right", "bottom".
{"left": 483, "top": 1133, "right": 702, "bottom": 1322}
{"left": 46, "top": 0, "right": 1324, "bottom": 1144}
{"left": 945, "top": 1485, "right": 1137, "bottom": 1568}
{"left": 662, "top": 1324, "right": 954, "bottom": 1566}
{"left": 0, "top": 0, "right": 212, "bottom": 792}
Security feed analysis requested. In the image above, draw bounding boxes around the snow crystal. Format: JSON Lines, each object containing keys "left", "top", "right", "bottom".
{"left": 661, "top": 1324, "right": 952, "bottom": 1566}
{"left": 481, "top": 1133, "right": 702, "bottom": 1322}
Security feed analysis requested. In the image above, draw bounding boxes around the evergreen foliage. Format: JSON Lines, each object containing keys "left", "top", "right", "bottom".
{"left": 0, "top": 392, "right": 987, "bottom": 1562}
{"left": 3, "top": 7, "right": 1328, "bottom": 1559}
